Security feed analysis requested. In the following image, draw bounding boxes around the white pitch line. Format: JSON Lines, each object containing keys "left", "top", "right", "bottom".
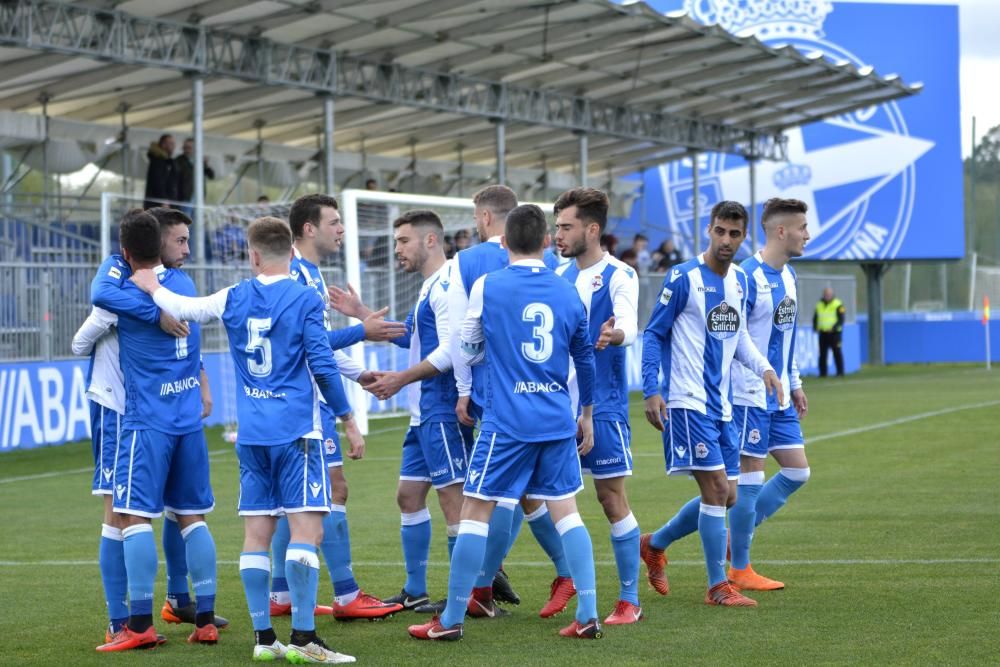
{"left": 634, "top": 399, "right": 1000, "bottom": 456}
{"left": 0, "top": 557, "right": 995, "bottom": 567}
{"left": 0, "top": 447, "right": 234, "bottom": 485}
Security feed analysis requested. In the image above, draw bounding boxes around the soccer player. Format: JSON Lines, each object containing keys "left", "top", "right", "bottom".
{"left": 639, "top": 200, "right": 783, "bottom": 608}
{"left": 335, "top": 210, "right": 466, "bottom": 610}
{"left": 147, "top": 207, "right": 228, "bottom": 630}
{"left": 439, "top": 185, "right": 560, "bottom": 613}
{"left": 521, "top": 186, "right": 643, "bottom": 625}
{"left": 268, "top": 194, "right": 403, "bottom": 621}
{"left": 409, "top": 204, "right": 602, "bottom": 641}
{"left": 92, "top": 210, "right": 218, "bottom": 651}
{"left": 727, "top": 198, "right": 811, "bottom": 590}
{"left": 73, "top": 209, "right": 223, "bottom": 644}
{"left": 132, "top": 216, "right": 363, "bottom": 663}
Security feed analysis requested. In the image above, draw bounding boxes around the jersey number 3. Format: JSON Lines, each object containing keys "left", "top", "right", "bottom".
{"left": 521, "top": 302, "right": 554, "bottom": 363}
{"left": 246, "top": 317, "right": 273, "bottom": 377}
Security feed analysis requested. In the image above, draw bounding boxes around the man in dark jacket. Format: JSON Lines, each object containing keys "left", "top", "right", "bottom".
{"left": 175, "top": 138, "right": 215, "bottom": 206}
{"left": 144, "top": 134, "right": 178, "bottom": 209}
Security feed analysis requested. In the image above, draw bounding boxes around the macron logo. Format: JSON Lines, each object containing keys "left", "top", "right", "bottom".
{"left": 513, "top": 381, "right": 563, "bottom": 394}
{"left": 103, "top": 468, "right": 113, "bottom": 483}
{"left": 115, "top": 483, "right": 126, "bottom": 499}
{"left": 468, "top": 470, "right": 481, "bottom": 485}
{"left": 674, "top": 446, "right": 686, "bottom": 458}
{"left": 309, "top": 482, "right": 322, "bottom": 498}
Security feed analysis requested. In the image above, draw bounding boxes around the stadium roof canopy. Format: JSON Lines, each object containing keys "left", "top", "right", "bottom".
{"left": 0, "top": 0, "right": 922, "bottom": 185}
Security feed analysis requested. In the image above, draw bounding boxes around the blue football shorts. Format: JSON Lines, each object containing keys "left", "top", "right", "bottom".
{"left": 580, "top": 418, "right": 633, "bottom": 479}
{"left": 113, "top": 428, "right": 214, "bottom": 518}
{"left": 236, "top": 438, "right": 330, "bottom": 515}
{"left": 731, "top": 405, "right": 805, "bottom": 458}
{"left": 399, "top": 420, "right": 468, "bottom": 488}
{"left": 464, "top": 431, "right": 583, "bottom": 504}
{"left": 663, "top": 408, "right": 739, "bottom": 479}
{"left": 90, "top": 401, "right": 121, "bottom": 496}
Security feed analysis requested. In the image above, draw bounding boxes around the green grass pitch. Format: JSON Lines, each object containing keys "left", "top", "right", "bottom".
{"left": 1, "top": 364, "right": 998, "bottom": 665}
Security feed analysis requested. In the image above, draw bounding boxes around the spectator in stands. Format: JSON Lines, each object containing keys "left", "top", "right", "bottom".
{"left": 628, "top": 233, "right": 652, "bottom": 271}
{"left": 601, "top": 233, "right": 619, "bottom": 258}
{"left": 175, "top": 138, "right": 215, "bottom": 214}
{"left": 257, "top": 195, "right": 270, "bottom": 204}
{"left": 366, "top": 178, "right": 378, "bottom": 191}
{"left": 443, "top": 234, "right": 456, "bottom": 259}
{"left": 620, "top": 248, "right": 640, "bottom": 274}
{"left": 652, "top": 238, "right": 684, "bottom": 270}
{"left": 454, "top": 228, "right": 472, "bottom": 252}
{"left": 210, "top": 214, "right": 248, "bottom": 264}
{"left": 144, "top": 134, "right": 178, "bottom": 209}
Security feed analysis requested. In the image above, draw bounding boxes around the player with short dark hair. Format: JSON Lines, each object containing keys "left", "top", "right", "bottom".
{"left": 333, "top": 209, "right": 468, "bottom": 610}
{"left": 524, "top": 187, "right": 644, "bottom": 625}
{"left": 639, "top": 201, "right": 783, "bottom": 608}
{"left": 132, "top": 215, "right": 362, "bottom": 663}
{"left": 727, "top": 197, "right": 812, "bottom": 592}
{"left": 93, "top": 210, "right": 219, "bottom": 651}
{"left": 409, "top": 203, "right": 602, "bottom": 641}
{"left": 268, "top": 193, "right": 404, "bottom": 621}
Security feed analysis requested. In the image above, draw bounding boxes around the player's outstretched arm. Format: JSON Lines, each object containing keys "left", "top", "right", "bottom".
{"left": 71, "top": 306, "right": 117, "bottom": 356}
{"left": 91, "top": 262, "right": 159, "bottom": 325}
{"left": 327, "top": 283, "right": 374, "bottom": 320}
{"left": 132, "top": 268, "right": 229, "bottom": 324}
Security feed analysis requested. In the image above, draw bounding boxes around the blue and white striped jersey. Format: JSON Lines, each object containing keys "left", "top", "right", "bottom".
{"left": 397, "top": 263, "right": 456, "bottom": 425}
{"left": 93, "top": 265, "right": 204, "bottom": 435}
{"left": 152, "top": 275, "right": 351, "bottom": 446}
{"left": 556, "top": 253, "right": 639, "bottom": 422}
{"left": 460, "top": 260, "right": 595, "bottom": 443}
{"left": 641, "top": 255, "right": 773, "bottom": 422}
{"left": 731, "top": 252, "right": 802, "bottom": 411}
{"left": 448, "top": 238, "right": 561, "bottom": 406}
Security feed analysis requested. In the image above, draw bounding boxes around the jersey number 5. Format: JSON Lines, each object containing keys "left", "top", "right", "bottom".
{"left": 246, "top": 317, "right": 273, "bottom": 377}
{"left": 521, "top": 302, "right": 554, "bottom": 363}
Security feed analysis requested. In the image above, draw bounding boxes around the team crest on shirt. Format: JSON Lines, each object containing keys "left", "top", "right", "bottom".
{"left": 694, "top": 442, "right": 709, "bottom": 459}
{"left": 748, "top": 429, "right": 762, "bottom": 445}
{"left": 325, "top": 438, "right": 337, "bottom": 456}
{"left": 591, "top": 274, "right": 604, "bottom": 291}
{"left": 706, "top": 300, "right": 740, "bottom": 340}
{"left": 773, "top": 295, "right": 797, "bottom": 331}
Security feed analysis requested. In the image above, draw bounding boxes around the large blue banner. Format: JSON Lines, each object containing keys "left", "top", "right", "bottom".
{"left": 621, "top": 0, "right": 962, "bottom": 261}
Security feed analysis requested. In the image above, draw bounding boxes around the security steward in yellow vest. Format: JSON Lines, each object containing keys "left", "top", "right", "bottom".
{"left": 813, "top": 287, "right": 845, "bottom": 377}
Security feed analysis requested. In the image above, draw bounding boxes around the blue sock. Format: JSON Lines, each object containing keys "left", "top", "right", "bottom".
{"left": 99, "top": 524, "right": 128, "bottom": 630}
{"left": 401, "top": 509, "right": 432, "bottom": 596}
{"left": 270, "top": 517, "right": 291, "bottom": 599}
{"left": 122, "top": 524, "right": 157, "bottom": 620}
{"left": 698, "top": 504, "right": 728, "bottom": 587}
{"left": 556, "top": 514, "right": 598, "bottom": 624}
{"left": 651, "top": 495, "right": 700, "bottom": 550}
{"left": 506, "top": 503, "right": 525, "bottom": 555}
{"left": 182, "top": 521, "right": 217, "bottom": 615}
{"left": 730, "top": 472, "right": 764, "bottom": 570}
{"left": 322, "top": 506, "right": 359, "bottom": 602}
{"left": 163, "top": 515, "right": 190, "bottom": 608}
{"left": 755, "top": 468, "right": 810, "bottom": 526}
{"left": 441, "top": 520, "right": 488, "bottom": 629}
{"left": 609, "top": 513, "right": 640, "bottom": 606}
{"left": 239, "top": 551, "right": 271, "bottom": 631}
{"left": 473, "top": 503, "right": 513, "bottom": 588}
{"left": 447, "top": 525, "right": 459, "bottom": 559}
{"left": 525, "top": 505, "right": 570, "bottom": 578}
{"left": 285, "top": 543, "right": 320, "bottom": 632}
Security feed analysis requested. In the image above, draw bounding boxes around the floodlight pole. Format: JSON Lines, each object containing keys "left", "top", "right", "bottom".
{"left": 323, "top": 95, "right": 335, "bottom": 194}
{"left": 578, "top": 132, "right": 589, "bottom": 187}
{"left": 192, "top": 76, "right": 206, "bottom": 263}
{"left": 494, "top": 120, "right": 506, "bottom": 185}
{"left": 692, "top": 152, "right": 701, "bottom": 256}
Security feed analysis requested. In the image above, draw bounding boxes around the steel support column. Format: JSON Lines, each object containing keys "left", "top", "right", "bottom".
{"left": 323, "top": 95, "right": 335, "bottom": 193}
{"left": 495, "top": 120, "right": 506, "bottom": 185}
{"left": 578, "top": 132, "right": 588, "bottom": 187}
{"left": 692, "top": 152, "right": 701, "bottom": 256}
{"left": 192, "top": 76, "right": 206, "bottom": 262}
{"left": 749, "top": 156, "right": 758, "bottom": 252}
{"left": 861, "top": 262, "right": 889, "bottom": 366}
